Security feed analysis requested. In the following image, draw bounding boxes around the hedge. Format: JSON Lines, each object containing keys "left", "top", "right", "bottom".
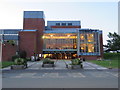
{"left": 103, "top": 53, "right": 120, "bottom": 59}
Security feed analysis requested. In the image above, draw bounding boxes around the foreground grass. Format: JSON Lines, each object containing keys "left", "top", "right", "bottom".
{"left": 88, "top": 59, "right": 119, "bottom": 69}
{"left": 0, "top": 61, "right": 14, "bottom": 68}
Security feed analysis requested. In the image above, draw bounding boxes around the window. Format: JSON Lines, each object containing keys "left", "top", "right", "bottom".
{"left": 62, "top": 23, "right": 66, "bottom": 26}
{"left": 68, "top": 23, "right": 72, "bottom": 26}
{"left": 56, "top": 23, "right": 60, "bottom": 26}
{"left": 43, "top": 33, "right": 77, "bottom": 50}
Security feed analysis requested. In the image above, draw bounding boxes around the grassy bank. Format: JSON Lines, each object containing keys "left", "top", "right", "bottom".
{"left": 88, "top": 53, "right": 119, "bottom": 69}
{"left": 88, "top": 59, "right": 118, "bottom": 68}
{"left": 0, "top": 61, "right": 14, "bottom": 68}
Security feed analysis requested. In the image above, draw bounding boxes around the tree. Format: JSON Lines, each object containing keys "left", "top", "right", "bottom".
{"left": 104, "top": 32, "right": 120, "bottom": 52}
{"left": 7, "top": 40, "right": 15, "bottom": 46}
{"left": 19, "top": 50, "right": 27, "bottom": 59}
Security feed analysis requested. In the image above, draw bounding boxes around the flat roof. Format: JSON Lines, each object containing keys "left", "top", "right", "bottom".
{"left": 22, "top": 30, "right": 37, "bottom": 31}
{"left": 24, "top": 11, "right": 45, "bottom": 19}
{"left": 44, "top": 28, "right": 101, "bottom": 33}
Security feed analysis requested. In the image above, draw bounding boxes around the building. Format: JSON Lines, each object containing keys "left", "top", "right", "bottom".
{"left": 0, "top": 29, "right": 21, "bottom": 61}
{"left": 0, "top": 11, "right": 103, "bottom": 61}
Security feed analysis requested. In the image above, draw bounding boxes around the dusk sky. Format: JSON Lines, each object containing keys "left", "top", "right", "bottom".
{"left": 0, "top": 0, "right": 118, "bottom": 44}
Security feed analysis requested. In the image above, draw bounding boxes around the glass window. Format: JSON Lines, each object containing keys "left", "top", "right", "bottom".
{"left": 87, "top": 34, "right": 94, "bottom": 42}
{"left": 68, "top": 23, "right": 72, "bottom": 26}
{"left": 43, "top": 33, "right": 77, "bottom": 49}
{"left": 61, "top": 23, "right": 66, "bottom": 26}
{"left": 56, "top": 23, "right": 60, "bottom": 26}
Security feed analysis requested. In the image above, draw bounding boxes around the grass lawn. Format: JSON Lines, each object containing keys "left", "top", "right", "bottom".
{"left": 88, "top": 59, "right": 119, "bottom": 69}
{"left": 0, "top": 61, "right": 14, "bottom": 68}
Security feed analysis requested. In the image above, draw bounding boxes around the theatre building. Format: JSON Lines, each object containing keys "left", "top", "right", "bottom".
{"left": 0, "top": 11, "right": 103, "bottom": 61}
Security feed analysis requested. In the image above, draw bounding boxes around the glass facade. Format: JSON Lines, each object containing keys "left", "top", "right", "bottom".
{"left": 0, "top": 28, "right": 102, "bottom": 59}
{"left": 43, "top": 33, "right": 77, "bottom": 50}
{"left": 79, "top": 30, "right": 100, "bottom": 55}
{"left": 0, "top": 29, "right": 21, "bottom": 45}
{"left": 43, "top": 29, "right": 101, "bottom": 59}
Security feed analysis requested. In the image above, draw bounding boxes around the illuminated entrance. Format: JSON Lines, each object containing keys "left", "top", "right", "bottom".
{"left": 42, "top": 33, "right": 77, "bottom": 59}
{"left": 43, "top": 52, "right": 77, "bottom": 59}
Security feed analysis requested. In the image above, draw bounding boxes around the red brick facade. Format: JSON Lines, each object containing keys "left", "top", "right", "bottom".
{"left": 19, "top": 31, "right": 37, "bottom": 57}
{"left": 99, "top": 33, "right": 104, "bottom": 58}
{"left": 19, "top": 18, "right": 45, "bottom": 57}
{"left": 80, "top": 56, "right": 99, "bottom": 60}
{"left": 2, "top": 42, "right": 17, "bottom": 61}
{"left": 1, "top": 11, "right": 103, "bottom": 60}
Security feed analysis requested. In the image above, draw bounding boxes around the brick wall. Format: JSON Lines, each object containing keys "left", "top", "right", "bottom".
{"left": 23, "top": 18, "right": 45, "bottom": 55}
{"left": 19, "top": 31, "right": 37, "bottom": 58}
{"left": 2, "top": 42, "right": 17, "bottom": 61}
{"left": 99, "top": 34, "right": 103, "bottom": 58}
{"left": 80, "top": 56, "right": 99, "bottom": 60}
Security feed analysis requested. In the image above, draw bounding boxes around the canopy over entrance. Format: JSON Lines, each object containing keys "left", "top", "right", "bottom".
{"left": 43, "top": 51, "right": 77, "bottom": 59}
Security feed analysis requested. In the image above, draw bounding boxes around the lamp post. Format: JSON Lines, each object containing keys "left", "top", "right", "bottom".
{"left": 0, "top": 31, "right": 2, "bottom": 62}
{"left": 0, "top": 30, "right": 4, "bottom": 62}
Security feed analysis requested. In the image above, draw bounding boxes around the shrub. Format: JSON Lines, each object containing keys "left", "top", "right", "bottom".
{"left": 26, "top": 58, "right": 31, "bottom": 61}
{"left": 12, "top": 55, "right": 19, "bottom": 61}
{"left": 49, "top": 61, "right": 54, "bottom": 64}
{"left": 71, "top": 59, "right": 79, "bottom": 65}
{"left": 103, "top": 53, "right": 120, "bottom": 59}
{"left": 7, "top": 40, "right": 16, "bottom": 46}
{"left": 19, "top": 51, "right": 27, "bottom": 59}
{"left": 43, "top": 58, "right": 54, "bottom": 64}
{"left": 14, "top": 58, "right": 27, "bottom": 65}
{"left": 71, "top": 59, "right": 82, "bottom": 65}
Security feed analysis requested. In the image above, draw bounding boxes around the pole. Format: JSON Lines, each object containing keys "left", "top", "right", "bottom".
{"left": 0, "top": 30, "right": 3, "bottom": 62}
{"left": 0, "top": 29, "right": 3, "bottom": 90}
{"left": 77, "top": 29, "right": 80, "bottom": 57}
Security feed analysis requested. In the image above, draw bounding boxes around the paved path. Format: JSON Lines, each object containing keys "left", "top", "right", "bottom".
{"left": 2, "top": 60, "right": 118, "bottom": 88}
{"left": 26, "top": 60, "right": 108, "bottom": 70}
{"left": 1, "top": 60, "right": 108, "bottom": 71}
{"left": 2, "top": 69, "right": 118, "bottom": 88}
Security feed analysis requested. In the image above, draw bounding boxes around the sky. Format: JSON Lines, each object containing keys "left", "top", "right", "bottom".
{"left": 0, "top": 0, "right": 118, "bottom": 45}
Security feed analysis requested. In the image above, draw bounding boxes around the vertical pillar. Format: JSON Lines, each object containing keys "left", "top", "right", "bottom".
{"left": 99, "top": 31, "right": 103, "bottom": 58}
{"left": 77, "top": 29, "right": 80, "bottom": 57}
{"left": 98, "top": 32, "right": 100, "bottom": 55}
{"left": 0, "top": 30, "right": 3, "bottom": 61}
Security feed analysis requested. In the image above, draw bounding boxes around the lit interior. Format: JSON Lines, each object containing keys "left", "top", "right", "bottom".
{"left": 43, "top": 54, "right": 52, "bottom": 58}
{"left": 43, "top": 53, "right": 77, "bottom": 59}
{"left": 43, "top": 34, "right": 77, "bottom": 39}
{"left": 43, "top": 33, "right": 77, "bottom": 49}
{"left": 80, "top": 44, "right": 94, "bottom": 52}
{"left": 87, "top": 34, "right": 94, "bottom": 42}
{"left": 80, "top": 33, "right": 95, "bottom": 53}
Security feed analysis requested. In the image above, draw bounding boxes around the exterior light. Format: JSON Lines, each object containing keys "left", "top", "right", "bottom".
{"left": 42, "top": 36, "right": 45, "bottom": 39}
{"left": 80, "top": 35, "right": 84, "bottom": 40}
{"left": 67, "top": 35, "right": 70, "bottom": 37}
{"left": 50, "top": 35, "right": 53, "bottom": 37}
{"left": 88, "top": 40, "right": 91, "bottom": 42}
{"left": 81, "top": 47, "right": 84, "bottom": 49}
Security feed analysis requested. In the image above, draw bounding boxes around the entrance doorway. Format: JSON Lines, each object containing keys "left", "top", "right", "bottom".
{"left": 43, "top": 53, "right": 77, "bottom": 59}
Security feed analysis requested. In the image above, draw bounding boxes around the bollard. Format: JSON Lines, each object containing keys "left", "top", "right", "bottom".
{"left": 109, "top": 61, "right": 112, "bottom": 69}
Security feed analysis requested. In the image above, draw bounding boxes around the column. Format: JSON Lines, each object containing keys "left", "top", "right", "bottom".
{"left": 77, "top": 29, "right": 80, "bottom": 57}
